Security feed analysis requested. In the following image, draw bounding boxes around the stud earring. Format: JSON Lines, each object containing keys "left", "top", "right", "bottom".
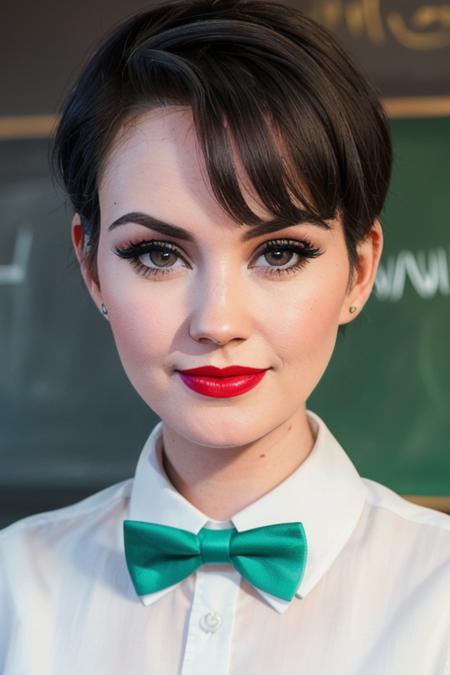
{"left": 349, "top": 306, "right": 357, "bottom": 314}
{"left": 100, "top": 303, "right": 109, "bottom": 318}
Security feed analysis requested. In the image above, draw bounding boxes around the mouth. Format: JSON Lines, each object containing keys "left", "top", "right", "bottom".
{"left": 176, "top": 367, "right": 269, "bottom": 398}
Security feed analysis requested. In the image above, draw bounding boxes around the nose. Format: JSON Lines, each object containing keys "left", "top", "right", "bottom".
{"left": 188, "top": 266, "right": 252, "bottom": 346}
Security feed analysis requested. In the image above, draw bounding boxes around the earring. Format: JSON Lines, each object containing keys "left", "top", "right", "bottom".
{"left": 349, "top": 306, "right": 357, "bottom": 314}
{"left": 100, "top": 303, "right": 109, "bottom": 318}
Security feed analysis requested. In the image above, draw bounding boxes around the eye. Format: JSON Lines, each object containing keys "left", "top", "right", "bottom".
{"left": 114, "top": 240, "right": 188, "bottom": 278}
{"left": 252, "top": 238, "right": 323, "bottom": 277}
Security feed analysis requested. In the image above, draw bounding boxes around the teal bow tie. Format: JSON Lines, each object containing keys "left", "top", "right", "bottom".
{"left": 123, "top": 519, "right": 307, "bottom": 602}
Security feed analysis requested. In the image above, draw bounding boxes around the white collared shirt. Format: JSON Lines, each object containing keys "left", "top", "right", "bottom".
{"left": 1, "top": 410, "right": 450, "bottom": 674}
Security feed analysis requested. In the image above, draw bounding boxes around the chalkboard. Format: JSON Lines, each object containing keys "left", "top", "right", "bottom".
{"left": 309, "top": 116, "right": 450, "bottom": 497}
{"left": 0, "top": 139, "right": 157, "bottom": 492}
{"left": 0, "top": 117, "right": 449, "bottom": 527}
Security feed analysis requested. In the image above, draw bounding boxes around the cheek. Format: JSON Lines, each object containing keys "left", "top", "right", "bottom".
{"left": 97, "top": 253, "right": 183, "bottom": 380}
{"left": 105, "top": 290, "right": 180, "bottom": 406}
{"left": 110, "top": 299, "right": 170, "bottom": 360}
{"left": 271, "top": 265, "right": 347, "bottom": 386}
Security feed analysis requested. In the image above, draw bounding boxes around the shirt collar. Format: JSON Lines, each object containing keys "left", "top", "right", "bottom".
{"left": 127, "top": 409, "right": 368, "bottom": 614}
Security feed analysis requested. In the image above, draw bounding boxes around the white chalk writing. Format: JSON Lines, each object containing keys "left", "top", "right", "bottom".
{"left": 0, "top": 228, "right": 33, "bottom": 285}
{"left": 375, "top": 248, "right": 450, "bottom": 301}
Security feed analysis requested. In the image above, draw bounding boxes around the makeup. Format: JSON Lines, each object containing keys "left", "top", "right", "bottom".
{"left": 176, "top": 366, "right": 268, "bottom": 398}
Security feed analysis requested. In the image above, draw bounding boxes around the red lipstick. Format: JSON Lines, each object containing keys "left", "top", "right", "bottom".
{"left": 176, "top": 365, "right": 269, "bottom": 398}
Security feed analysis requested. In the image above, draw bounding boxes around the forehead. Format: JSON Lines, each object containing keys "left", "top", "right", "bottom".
{"left": 100, "top": 107, "right": 203, "bottom": 189}
{"left": 98, "top": 106, "right": 271, "bottom": 224}
{"left": 97, "top": 106, "right": 342, "bottom": 246}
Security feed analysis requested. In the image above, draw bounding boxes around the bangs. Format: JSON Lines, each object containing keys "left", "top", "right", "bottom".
{"left": 121, "top": 18, "right": 354, "bottom": 233}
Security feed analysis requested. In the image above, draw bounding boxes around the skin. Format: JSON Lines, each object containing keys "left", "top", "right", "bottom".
{"left": 72, "top": 107, "right": 383, "bottom": 520}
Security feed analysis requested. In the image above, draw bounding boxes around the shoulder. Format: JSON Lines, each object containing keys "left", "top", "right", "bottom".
{"left": 362, "top": 477, "right": 450, "bottom": 532}
{"left": 360, "top": 477, "right": 450, "bottom": 577}
{"left": 0, "top": 479, "right": 132, "bottom": 570}
{"left": 0, "top": 479, "right": 135, "bottom": 658}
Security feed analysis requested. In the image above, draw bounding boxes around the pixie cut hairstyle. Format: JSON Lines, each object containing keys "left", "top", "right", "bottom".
{"left": 52, "top": 0, "right": 392, "bottom": 288}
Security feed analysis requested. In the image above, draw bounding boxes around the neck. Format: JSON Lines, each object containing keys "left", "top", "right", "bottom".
{"left": 161, "top": 409, "right": 316, "bottom": 520}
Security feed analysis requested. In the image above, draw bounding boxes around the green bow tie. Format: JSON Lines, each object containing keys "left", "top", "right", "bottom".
{"left": 123, "top": 519, "right": 307, "bottom": 602}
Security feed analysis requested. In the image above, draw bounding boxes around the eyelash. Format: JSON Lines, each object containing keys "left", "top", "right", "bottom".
{"left": 113, "top": 237, "right": 324, "bottom": 279}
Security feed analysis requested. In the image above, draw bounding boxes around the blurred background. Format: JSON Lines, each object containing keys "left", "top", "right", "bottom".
{"left": 1, "top": 0, "right": 449, "bottom": 527}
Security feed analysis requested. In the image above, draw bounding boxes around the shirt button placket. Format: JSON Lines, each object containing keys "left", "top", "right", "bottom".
{"left": 180, "top": 567, "right": 241, "bottom": 675}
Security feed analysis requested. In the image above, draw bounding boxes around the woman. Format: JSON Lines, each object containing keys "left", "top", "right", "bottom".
{"left": 1, "top": 0, "right": 449, "bottom": 672}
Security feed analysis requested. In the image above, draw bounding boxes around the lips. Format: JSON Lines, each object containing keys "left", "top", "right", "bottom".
{"left": 176, "top": 365, "right": 269, "bottom": 398}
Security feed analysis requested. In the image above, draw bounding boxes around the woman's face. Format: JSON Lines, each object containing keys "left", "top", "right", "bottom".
{"left": 74, "top": 107, "right": 382, "bottom": 448}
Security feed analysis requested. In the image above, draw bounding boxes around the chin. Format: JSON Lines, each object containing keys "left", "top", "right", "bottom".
{"left": 158, "top": 403, "right": 289, "bottom": 449}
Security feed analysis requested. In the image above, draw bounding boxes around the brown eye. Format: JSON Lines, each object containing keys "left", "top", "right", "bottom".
{"left": 114, "top": 239, "right": 187, "bottom": 278}
{"left": 143, "top": 249, "right": 179, "bottom": 268}
{"left": 253, "top": 238, "right": 323, "bottom": 277}
{"left": 263, "top": 249, "right": 296, "bottom": 266}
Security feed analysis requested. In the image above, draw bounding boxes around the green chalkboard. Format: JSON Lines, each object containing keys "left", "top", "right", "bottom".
{"left": 309, "top": 116, "right": 450, "bottom": 496}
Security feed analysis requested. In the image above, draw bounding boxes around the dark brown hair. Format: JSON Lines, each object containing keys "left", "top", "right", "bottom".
{"left": 52, "top": 0, "right": 392, "bottom": 294}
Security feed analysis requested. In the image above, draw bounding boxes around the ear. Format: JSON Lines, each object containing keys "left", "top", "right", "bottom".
{"left": 71, "top": 213, "right": 104, "bottom": 312}
{"left": 339, "top": 219, "right": 383, "bottom": 326}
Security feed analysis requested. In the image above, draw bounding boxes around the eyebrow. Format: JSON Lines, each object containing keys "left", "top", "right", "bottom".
{"left": 108, "top": 211, "right": 331, "bottom": 241}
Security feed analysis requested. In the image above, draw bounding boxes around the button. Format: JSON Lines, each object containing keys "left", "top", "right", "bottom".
{"left": 199, "top": 611, "right": 222, "bottom": 633}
